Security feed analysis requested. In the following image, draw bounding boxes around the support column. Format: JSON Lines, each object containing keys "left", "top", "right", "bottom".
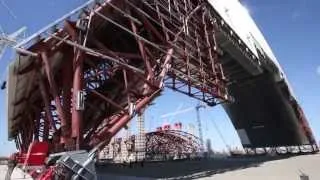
{"left": 64, "top": 20, "right": 84, "bottom": 150}
{"left": 120, "top": 138, "right": 129, "bottom": 163}
{"left": 61, "top": 58, "right": 73, "bottom": 146}
{"left": 41, "top": 52, "right": 67, "bottom": 134}
{"left": 72, "top": 51, "right": 84, "bottom": 150}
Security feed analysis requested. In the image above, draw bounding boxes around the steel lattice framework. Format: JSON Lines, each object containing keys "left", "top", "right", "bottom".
{"left": 8, "top": 0, "right": 317, "bottom": 157}
{"left": 145, "top": 130, "right": 201, "bottom": 160}
{"left": 9, "top": 0, "right": 235, "bottom": 153}
{"left": 5, "top": 1, "right": 319, "bottom": 179}
{"left": 100, "top": 130, "right": 201, "bottom": 161}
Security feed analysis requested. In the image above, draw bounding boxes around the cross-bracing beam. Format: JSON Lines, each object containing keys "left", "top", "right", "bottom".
{"left": 11, "top": 0, "right": 232, "bottom": 155}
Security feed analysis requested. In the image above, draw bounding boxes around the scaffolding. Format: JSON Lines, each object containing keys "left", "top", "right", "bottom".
{"left": 135, "top": 111, "right": 146, "bottom": 162}
{"left": 9, "top": 0, "right": 232, "bottom": 154}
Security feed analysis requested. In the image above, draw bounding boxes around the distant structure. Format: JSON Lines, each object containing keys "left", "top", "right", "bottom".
{"left": 206, "top": 139, "right": 213, "bottom": 155}
{"left": 99, "top": 123, "right": 202, "bottom": 162}
{"left": 135, "top": 111, "right": 146, "bottom": 162}
{"left": 161, "top": 103, "right": 207, "bottom": 154}
{"left": 0, "top": 0, "right": 25, "bottom": 60}
{"left": 196, "top": 103, "right": 206, "bottom": 153}
{"left": 0, "top": 26, "right": 27, "bottom": 60}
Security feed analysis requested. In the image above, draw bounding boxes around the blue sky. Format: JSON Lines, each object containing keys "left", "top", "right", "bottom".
{"left": 242, "top": 0, "right": 320, "bottom": 141}
{"left": 0, "top": 0, "right": 319, "bottom": 156}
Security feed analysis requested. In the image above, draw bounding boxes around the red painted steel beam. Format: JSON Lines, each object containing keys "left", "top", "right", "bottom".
{"left": 38, "top": 76, "right": 56, "bottom": 133}
{"left": 8, "top": 0, "right": 234, "bottom": 159}
{"left": 137, "top": 11, "right": 166, "bottom": 43}
{"left": 72, "top": 51, "right": 84, "bottom": 149}
{"left": 130, "top": 19, "right": 154, "bottom": 79}
{"left": 91, "top": 89, "right": 125, "bottom": 112}
{"left": 92, "top": 89, "right": 161, "bottom": 148}
{"left": 61, "top": 56, "right": 73, "bottom": 144}
{"left": 158, "top": 48, "right": 174, "bottom": 88}
{"left": 41, "top": 52, "right": 67, "bottom": 133}
{"left": 64, "top": 19, "right": 85, "bottom": 149}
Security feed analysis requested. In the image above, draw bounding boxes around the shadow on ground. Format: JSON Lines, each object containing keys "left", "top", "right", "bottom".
{"left": 96, "top": 155, "right": 294, "bottom": 179}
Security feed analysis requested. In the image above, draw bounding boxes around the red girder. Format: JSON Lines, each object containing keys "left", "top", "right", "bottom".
{"left": 9, "top": 0, "right": 232, "bottom": 157}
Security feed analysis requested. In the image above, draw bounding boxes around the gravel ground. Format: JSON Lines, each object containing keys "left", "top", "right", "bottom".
{"left": 1, "top": 153, "right": 319, "bottom": 179}
{"left": 97, "top": 153, "right": 320, "bottom": 180}
{"left": 199, "top": 154, "right": 319, "bottom": 180}
{"left": 0, "top": 165, "right": 32, "bottom": 180}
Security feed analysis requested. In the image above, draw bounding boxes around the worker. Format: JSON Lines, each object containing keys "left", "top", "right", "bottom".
{"left": 1, "top": 80, "right": 6, "bottom": 90}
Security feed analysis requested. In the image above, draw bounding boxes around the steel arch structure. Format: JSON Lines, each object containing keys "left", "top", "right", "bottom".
{"left": 99, "top": 130, "right": 201, "bottom": 161}
{"left": 145, "top": 130, "right": 201, "bottom": 160}
{"left": 5, "top": 0, "right": 318, "bottom": 178}
{"left": 8, "top": 0, "right": 232, "bottom": 152}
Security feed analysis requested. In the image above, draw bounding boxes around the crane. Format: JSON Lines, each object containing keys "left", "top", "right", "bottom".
{"left": 195, "top": 103, "right": 206, "bottom": 153}
{"left": 0, "top": 26, "right": 27, "bottom": 60}
{"left": 0, "top": 0, "right": 26, "bottom": 61}
{"left": 0, "top": 26, "right": 27, "bottom": 90}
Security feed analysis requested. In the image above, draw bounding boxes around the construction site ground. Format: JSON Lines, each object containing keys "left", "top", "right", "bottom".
{"left": 97, "top": 153, "right": 320, "bottom": 180}
{"left": 1, "top": 153, "right": 319, "bottom": 179}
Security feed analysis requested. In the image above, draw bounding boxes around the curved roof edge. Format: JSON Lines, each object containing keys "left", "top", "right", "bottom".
{"left": 208, "top": 0, "right": 296, "bottom": 98}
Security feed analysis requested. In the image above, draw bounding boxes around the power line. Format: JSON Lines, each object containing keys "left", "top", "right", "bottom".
{"left": 0, "top": 26, "right": 27, "bottom": 59}
{"left": 210, "top": 118, "right": 231, "bottom": 152}
{"left": 0, "top": 0, "right": 17, "bottom": 19}
{"left": 0, "top": 0, "right": 21, "bottom": 62}
{"left": 160, "top": 106, "right": 194, "bottom": 119}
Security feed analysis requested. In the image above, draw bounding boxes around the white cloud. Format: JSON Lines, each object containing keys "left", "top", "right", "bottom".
{"left": 291, "top": 11, "right": 301, "bottom": 21}
{"left": 291, "top": 0, "right": 308, "bottom": 21}
{"left": 317, "top": 66, "right": 320, "bottom": 76}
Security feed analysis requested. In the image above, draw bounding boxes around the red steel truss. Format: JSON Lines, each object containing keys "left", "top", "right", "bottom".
{"left": 10, "top": 0, "right": 233, "bottom": 153}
